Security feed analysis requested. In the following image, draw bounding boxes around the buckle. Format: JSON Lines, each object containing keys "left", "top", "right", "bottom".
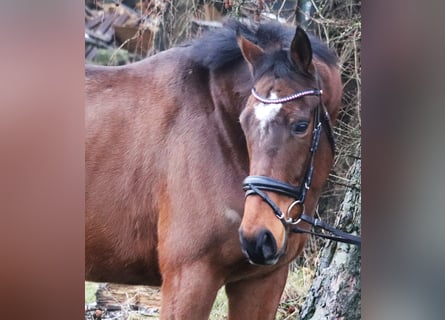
{"left": 286, "top": 200, "right": 305, "bottom": 224}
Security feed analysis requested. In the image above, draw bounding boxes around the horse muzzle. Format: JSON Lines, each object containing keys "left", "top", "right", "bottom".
{"left": 239, "top": 228, "right": 284, "bottom": 265}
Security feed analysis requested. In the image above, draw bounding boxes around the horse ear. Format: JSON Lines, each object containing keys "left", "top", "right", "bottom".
{"left": 237, "top": 35, "right": 265, "bottom": 73}
{"left": 290, "top": 26, "right": 313, "bottom": 73}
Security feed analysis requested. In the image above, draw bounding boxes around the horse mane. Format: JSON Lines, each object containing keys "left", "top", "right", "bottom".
{"left": 188, "top": 19, "right": 338, "bottom": 72}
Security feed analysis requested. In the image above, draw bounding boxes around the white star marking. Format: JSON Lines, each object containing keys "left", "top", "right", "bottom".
{"left": 253, "top": 92, "right": 282, "bottom": 138}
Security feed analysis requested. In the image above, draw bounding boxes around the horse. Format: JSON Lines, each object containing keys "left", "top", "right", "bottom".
{"left": 85, "top": 19, "right": 342, "bottom": 319}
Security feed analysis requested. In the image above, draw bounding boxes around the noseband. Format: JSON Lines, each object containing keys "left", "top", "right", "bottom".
{"left": 243, "top": 87, "right": 361, "bottom": 246}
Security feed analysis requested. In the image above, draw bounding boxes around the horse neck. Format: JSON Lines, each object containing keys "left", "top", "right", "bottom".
{"left": 209, "top": 61, "right": 252, "bottom": 121}
{"left": 208, "top": 62, "right": 251, "bottom": 168}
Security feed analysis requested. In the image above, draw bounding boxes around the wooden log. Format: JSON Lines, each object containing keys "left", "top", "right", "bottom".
{"left": 95, "top": 283, "right": 161, "bottom": 309}
{"left": 114, "top": 25, "right": 153, "bottom": 56}
{"left": 96, "top": 13, "right": 114, "bottom": 33}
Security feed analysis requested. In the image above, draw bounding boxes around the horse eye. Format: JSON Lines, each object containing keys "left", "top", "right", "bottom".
{"left": 291, "top": 121, "right": 309, "bottom": 134}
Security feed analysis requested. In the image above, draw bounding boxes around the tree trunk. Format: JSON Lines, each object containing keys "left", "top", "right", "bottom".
{"left": 295, "top": 0, "right": 315, "bottom": 31}
{"left": 300, "top": 159, "right": 361, "bottom": 320}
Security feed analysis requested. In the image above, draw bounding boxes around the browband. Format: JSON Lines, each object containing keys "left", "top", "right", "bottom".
{"left": 251, "top": 88, "right": 322, "bottom": 104}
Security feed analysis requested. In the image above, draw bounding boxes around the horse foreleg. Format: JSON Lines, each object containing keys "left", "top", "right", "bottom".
{"left": 159, "top": 261, "right": 222, "bottom": 320}
{"left": 225, "top": 265, "right": 289, "bottom": 320}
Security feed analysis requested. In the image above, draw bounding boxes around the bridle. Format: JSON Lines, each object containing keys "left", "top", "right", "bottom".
{"left": 243, "top": 86, "right": 361, "bottom": 247}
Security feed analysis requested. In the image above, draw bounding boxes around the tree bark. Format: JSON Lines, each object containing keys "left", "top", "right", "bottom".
{"left": 300, "top": 159, "right": 361, "bottom": 320}
{"left": 295, "top": 0, "right": 315, "bottom": 31}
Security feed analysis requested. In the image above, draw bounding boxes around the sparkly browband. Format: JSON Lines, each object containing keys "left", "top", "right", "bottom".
{"left": 251, "top": 88, "right": 322, "bottom": 104}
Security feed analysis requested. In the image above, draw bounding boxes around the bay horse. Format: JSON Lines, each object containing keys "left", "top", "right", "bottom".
{"left": 86, "top": 19, "right": 342, "bottom": 319}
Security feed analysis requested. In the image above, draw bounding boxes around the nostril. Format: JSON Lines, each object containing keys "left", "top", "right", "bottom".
{"left": 239, "top": 228, "right": 278, "bottom": 265}
{"left": 258, "top": 229, "right": 277, "bottom": 260}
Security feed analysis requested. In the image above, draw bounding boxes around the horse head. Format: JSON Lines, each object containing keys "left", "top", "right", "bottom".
{"left": 237, "top": 26, "right": 341, "bottom": 265}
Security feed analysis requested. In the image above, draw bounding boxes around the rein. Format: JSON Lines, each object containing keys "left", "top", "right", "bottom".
{"left": 243, "top": 87, "right": 361, "bottom": 247}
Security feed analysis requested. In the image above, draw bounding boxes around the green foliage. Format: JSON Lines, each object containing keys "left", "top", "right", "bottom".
{"left": 85, "top": 281, "right": 99, "bottom": 304}
{"left": 209, "top": 287, "right": 229, "bottom": 320}
{"left": 88, "top": 48, "right": 130, "bottom": 66}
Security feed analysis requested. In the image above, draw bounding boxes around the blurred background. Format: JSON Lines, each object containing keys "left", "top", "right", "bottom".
{"left": 3, "top": 1, "right": 445, "bottom": 320}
